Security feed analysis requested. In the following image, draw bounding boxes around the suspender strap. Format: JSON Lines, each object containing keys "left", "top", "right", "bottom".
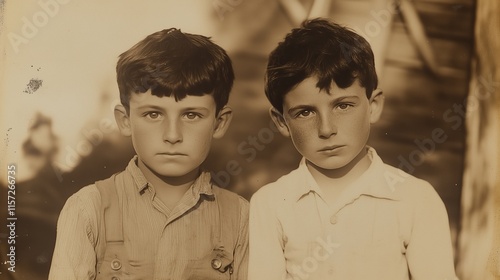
{"left": 95, "top": 175, "right": 128, "bottom": 280}
{"left": 211, "top": 186, "right": 241, "bottom": 274}
{"left": 215, "top": 186, "right": 241, "bottom": 247}
{"left": 96, "top": 174, "right": 123, "bottom": 242}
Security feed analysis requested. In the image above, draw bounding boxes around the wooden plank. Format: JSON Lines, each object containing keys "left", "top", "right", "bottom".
{"left": 415, "top": 1, "right": 475, "bottom": 15}
{"left": 414, "top": 1, "right": 474, "bottom": 40}
{"left": 386, "top": 26, "right": 472, "bottom": 72}
{"left": 415, "top": 0, "right": 474, "bottom": 5}
{"left": 393, "top": 14, "right": 473, "bottom": 41}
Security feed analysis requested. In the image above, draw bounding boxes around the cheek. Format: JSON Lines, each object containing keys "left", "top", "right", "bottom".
{"left": 288, "top": 123, "right": 314, "bottom": 150}
{"left": 188, "top": 120, "right": 215, "bottom": 137}
{"left": 185, "top": 123, "right": 215, "bottom": 146}
{"left": 131, "top": 122, "right": 160, "bottom": 141}
{"left": 344, "top": 111, "right": 371, "bottom": 139}
{"left": 128, "top": 119, "right": 165, "bottom": 151}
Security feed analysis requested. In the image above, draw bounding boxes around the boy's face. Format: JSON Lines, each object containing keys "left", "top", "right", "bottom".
{"left": 115, "top": 90, "right": 231, "bottom": 180}
{"left": 271, "top": 76, "right": 383, "bottom": 172}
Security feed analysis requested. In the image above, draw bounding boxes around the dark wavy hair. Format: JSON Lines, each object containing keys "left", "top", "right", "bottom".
{"left": 265, "top": 18, "right": 378, "bottom": 113}
{"left": 116, "top": 28, "right": 234, "bottom": 114}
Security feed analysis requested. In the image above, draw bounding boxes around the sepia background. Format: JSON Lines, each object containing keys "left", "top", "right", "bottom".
{"left": 0, "top": 0, "right": 498, "bottom": 279}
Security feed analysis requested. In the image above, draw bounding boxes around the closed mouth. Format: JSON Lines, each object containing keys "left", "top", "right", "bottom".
{"left": 318, "top": 145, "right": 344, "bottom": 152}
{"left": 158, "top": 152, "right": 187, "bottom": 156}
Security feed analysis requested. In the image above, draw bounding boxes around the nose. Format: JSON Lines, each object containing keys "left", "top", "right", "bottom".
{"left": 317, "top": 113, "right": 337, "bottom": 139}
{"left": 163, "top": 119, "right": 182, "bottom": 144}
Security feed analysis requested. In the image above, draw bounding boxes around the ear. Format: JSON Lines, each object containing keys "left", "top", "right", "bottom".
{"left": 213, "top": 106, "right": 233, "bottom": 139}
{"left": 369, "top": 88, "right": 384, "bottom": 124}
{"left": 114, "top": 104, "right": 132, "bottom": 136}
{"left": 269, "top": 107, "right": 291, "bottom": 138}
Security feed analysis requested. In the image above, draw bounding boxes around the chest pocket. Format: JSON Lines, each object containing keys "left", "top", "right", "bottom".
{"left": 94, "top": 176, "right": 241, "bottom": 280}
{"left": 181, "top": 249, "right": 232, "bottom": 280}
{"left": 182, "top": 187, "right": 240, "bottom": 280}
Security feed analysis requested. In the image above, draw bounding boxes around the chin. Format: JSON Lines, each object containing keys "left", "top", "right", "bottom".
{"left": 311, "top": 156, "right": 352, "bottom": 171}
{"left": 152, "top": 165, "right": 195, "bottom": 178}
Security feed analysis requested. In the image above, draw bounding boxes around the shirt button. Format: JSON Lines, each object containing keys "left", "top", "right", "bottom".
{"left": 211, "top": 258, "right": 222, "bottom": 270}
{"left": 111, "top": 259, "right": 122, "bottom": 270}
{"left": 330, "top": 215, "right": 338, "bottom": 224}
{"left": 111, "top": 277, "right": 120, "bottom": 280}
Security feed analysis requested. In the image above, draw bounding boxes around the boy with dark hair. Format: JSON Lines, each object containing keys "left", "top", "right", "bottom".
{"left": 49, "top": 28, "right": 248, "bottom": 280}
{"left": 249, "top": 18, "right": 457, "bottom": 280}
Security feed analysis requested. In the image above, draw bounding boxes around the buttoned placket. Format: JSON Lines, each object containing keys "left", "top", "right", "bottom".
{"left": 300, "top": 153, "right": 383, "bottom": 279}
{"left": 136, "top": 172, "right": 214, "bottom": 279}
{"left": 313, "top": 190, "right": 364, "bottom": 278}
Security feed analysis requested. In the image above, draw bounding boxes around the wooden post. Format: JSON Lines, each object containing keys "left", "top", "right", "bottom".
{"left": 458, "top": 0, "right": 500, "bottom": 279}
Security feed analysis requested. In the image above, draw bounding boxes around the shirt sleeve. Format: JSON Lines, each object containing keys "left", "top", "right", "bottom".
{"left": 48, "top": 186, "right": 100, "bottom": 280}
{"left": 405, "top": 182, "right": 458, "bottom": 280}
{"left": 233, "top": 196, "right": 249, "bottom": 280}
{"left": 248, "top": 187, "right": 287, "bottom": 280}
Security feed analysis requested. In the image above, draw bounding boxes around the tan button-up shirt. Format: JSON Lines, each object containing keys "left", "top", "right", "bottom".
{"left": 49, "top": 157, "right": 248, "bottom": 280}
{"left": 249, "top": 147, "right": 457, "bottom": 280}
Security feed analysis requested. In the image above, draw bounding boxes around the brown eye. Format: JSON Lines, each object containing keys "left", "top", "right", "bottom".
{"left": 337, "top": 104, "right": 352, "bottom": 110}
{"left": 184, "top": 112, "right": 201, "bottom": 120}
{"left": 298, "top": 110, "right": 312, "bottom": 117}
{"left": 145, "top": 112, "right": 161, "bottom": 119}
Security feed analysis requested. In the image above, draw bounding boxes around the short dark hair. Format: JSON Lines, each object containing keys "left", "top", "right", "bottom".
{"left": 116, "top": 28, "right": 234, "bottom": 114}
{"left": 265, "top": 18, "right": 378, "bottom": 113}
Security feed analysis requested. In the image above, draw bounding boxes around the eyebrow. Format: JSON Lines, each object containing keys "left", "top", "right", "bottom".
{"left": 335, "top": 95, "right": 360, "bottom": 101}
{"left": 287, "top": 95, "right": 360, "bottom": 114}
{"left": 182, "top": 107, "right": 210, "bottom": 112}
{"left": 135, "top": 105, "right": 165, "bottom": 111}
{"left": 135, "top": 105, "right": 210, "bottom": 112}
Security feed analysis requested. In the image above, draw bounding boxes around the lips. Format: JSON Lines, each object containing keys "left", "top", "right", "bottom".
{"left": 318, "top": 145, "right": 344, "bottom": 152}
{"left": 157, "top": 152, "right": 187, "bottom": 156}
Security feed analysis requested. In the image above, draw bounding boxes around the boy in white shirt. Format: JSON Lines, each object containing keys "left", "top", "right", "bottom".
{"left": 248, "top": 18, "right": 457, "bottom": 280}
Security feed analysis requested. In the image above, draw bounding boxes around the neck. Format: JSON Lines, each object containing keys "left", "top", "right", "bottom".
{"left": 137, "top": 160, "right": 199, "bottom": 192}
{"left": 307, "top": 147, "right": 371, "bottom": 188}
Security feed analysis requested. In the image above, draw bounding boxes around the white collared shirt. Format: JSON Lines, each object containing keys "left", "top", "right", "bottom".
{"left": 249, "top": 147, "right": 457, "bottom": 280}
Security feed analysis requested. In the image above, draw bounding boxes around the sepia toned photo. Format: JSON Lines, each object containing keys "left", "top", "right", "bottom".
{"left": 0, "top": 0, "right": 499, "bottom": 279}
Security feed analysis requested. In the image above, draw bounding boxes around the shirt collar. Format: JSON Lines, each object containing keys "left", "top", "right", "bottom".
{"left": 293, "top": 147, "right": 399, "bottom": 202}
{"left": 125, "top": 156, "right": 214, "bottom": 196}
